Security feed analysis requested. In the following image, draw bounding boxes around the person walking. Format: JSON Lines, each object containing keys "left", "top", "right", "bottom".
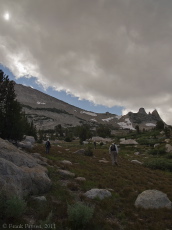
{"left": 94, "top": 141, "right": 96, "bottom": 149}
{"left": 109, "top": 143, "right": 119, "bottom": 166}
{"left": 45, "top": 139, "right": 51, "bottom": 154}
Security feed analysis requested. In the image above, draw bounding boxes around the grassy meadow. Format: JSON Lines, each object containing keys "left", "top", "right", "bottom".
{"left": 23, "top": 136, "right": 172, "bottom": 230}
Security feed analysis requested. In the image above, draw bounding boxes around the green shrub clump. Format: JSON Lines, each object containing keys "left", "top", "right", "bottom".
{"left": 67, "top": 202, "right": 94, "bottom": 230}
{"left": 0, "top": 193, "right": 26, "bottom": 219}
{"left": 144, "top": 159, "right": 172, "bottom": 172}
{"left": 84, "top": 147, "right": 93, "bottom": 156}
{"left": 147, "top": 147, "right": 166, "bottom": 155}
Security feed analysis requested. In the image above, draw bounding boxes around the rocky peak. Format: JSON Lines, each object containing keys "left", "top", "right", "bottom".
{"left": 138, "top": 108, "right": 147, "bottom": 115}
{"left": 152, "top": 109, "right": 161, "bottom": 119}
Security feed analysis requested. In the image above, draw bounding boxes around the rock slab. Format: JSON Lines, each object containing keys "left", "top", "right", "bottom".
{"left": 84, "top": 188, "right": 112, "bottom": 200}
{"left": 0, "top": 138, "right": 51, "bottom": 198}
{"left": 135, "top": 190, "right": 172, "bottom": 209}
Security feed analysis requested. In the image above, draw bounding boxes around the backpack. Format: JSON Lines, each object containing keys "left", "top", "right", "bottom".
{"left": 46, "top": 141, "right": 50, "bottom": 148}
{"left": 111, "top": 144, "right": 116, "bottom": 151}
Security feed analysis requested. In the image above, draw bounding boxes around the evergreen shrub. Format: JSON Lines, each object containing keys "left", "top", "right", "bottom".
{"left": 67, "top": 202, "right": 94, "bottom": 230}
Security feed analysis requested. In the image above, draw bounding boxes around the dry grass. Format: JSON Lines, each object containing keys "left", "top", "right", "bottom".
{"left": 24, "top": 142, "right": 172, "bottom": 230}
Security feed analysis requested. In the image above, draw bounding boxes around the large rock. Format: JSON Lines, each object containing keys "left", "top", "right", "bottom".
{"left": 24, "top": 136, "right": 35, "bottom": 144}
{"left": 0, "top": 138, "right": 51, "bottom": 198}
{"left": 18, "top": 136, "right": 35, "bottom": 149}
{"left": 135, "top": 190, "right": 172, "bottom": 209}
{"left": 84, "top": 189, "right": 112, "bottom": 200}
{"left": 120, "top": 139, "right": 138, "bottom": 145}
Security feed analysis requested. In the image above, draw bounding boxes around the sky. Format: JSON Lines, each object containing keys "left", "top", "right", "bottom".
{"left": 0, "top": 0, "right": 172, "bottom": 124}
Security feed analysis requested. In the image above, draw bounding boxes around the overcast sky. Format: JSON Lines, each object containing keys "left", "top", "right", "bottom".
{"left": 1, "top": 0, "right": 172, "bottom": 124}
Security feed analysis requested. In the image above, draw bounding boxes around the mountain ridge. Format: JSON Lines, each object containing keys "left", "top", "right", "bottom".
{"left": 14, "top": 83, "right": 165, "bottom": 131}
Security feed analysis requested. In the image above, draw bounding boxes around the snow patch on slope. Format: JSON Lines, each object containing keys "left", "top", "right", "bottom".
{"left": 118, "top": 118, "right": 135, "bottom": 130}
{"left": 102, "top": 117, "right": 115, "bottom": 122}
{"left": 37, "top": 101, "right": 46, "bottom": 105}
{"left": 80, "top": 111, "right": 97, "bottom": 116}
{"left": 146, "top": 123, "right": 156, "bottom": 127}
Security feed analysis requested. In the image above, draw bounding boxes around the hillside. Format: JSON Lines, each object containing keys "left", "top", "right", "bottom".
{"left": 14, "top": 84, "right": 165, "bottom": 131}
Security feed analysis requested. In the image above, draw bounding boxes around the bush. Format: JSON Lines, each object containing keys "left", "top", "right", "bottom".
{"left": 166, "top": 153, "right": 172, "bottom": 159}
{"left": 137, "top": 138, "right": 158, "bottom": 146}
{"left": 0, "top": 192, "right": 7, "bottom": 219}
{"left": 67, "top": 202, "right": 94, "bottom": 230}
{"left": 65, "top": 137, "right": 72, "bottom": 142}
{"left": 144, "top": 159, "right": 172, "bottom": 171}
{"left": 84, "top": 147, "right": 93, "bottom": 156}
{"left": 5, "top": 196, "right": 26, "bottom": 218}
{"left": 147, "top": 147, "right": 166, "bottom": 155}
{"left": 39, "top": 211, "right": 53, "bottom": 229}
{"left": 0, "top": 194, "right": 26, "bottom": 219}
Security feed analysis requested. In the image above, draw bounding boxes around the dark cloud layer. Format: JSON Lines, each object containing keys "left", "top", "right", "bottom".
{"left": 1, "top": 0, "right": 172, "bottom": 123}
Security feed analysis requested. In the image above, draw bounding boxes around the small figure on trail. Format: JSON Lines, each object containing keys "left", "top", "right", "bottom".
{"left": 45, "top": 139, "right": 51, "bottom": 154}
{"left": 94, "top": 141, "right": 96, "bottom": 149}
{"left": 109, "top": 143, "right": 119, "bottom": 166}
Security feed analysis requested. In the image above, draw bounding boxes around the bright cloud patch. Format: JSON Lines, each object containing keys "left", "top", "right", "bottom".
{"left": 80, "top": 111, "right": 97, "bottom": 116}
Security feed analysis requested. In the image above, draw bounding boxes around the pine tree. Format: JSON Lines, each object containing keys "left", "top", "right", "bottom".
{"left": 0, "top": 70, "right": 37, "bottom": 140}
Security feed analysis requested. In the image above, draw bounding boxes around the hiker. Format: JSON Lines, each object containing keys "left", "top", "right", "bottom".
{"left": 109, "top": 143, "right": 119, "bottom": 166}
{"left": 45, "top": 139, "right": 51, "bottom": 154}
{"left": 94, "top": 141, "right": 96, "bottom": 149}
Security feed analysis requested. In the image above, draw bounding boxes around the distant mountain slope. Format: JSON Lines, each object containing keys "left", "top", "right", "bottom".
{"left": 14, "top": 84, "right": 165, "bottom": 130}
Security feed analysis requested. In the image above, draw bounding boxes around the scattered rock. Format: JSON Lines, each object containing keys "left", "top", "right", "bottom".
{"left": 154, "top": 143, "right": 160, "bottom": 148}
{"left": 75, "top": 177, "right": 86, "bottom": 182}
{"left": 135, "top": 190, "right": 172, "bottom": 209}
{"left": 131, "top": 160, "right": 143, "bottom": 165}
{"left": 61, "top": 160, "right": 72, "bottom": 165}
{"left": 160, "top": 131, "right": 165, "bottom": 135}
{"left": 83, "top": 141, "right": 89, "bottom": 144}
{"left": 165, "top": 139, "right": 170, "bottom": 143}
{"left": 74, "top": 149, "right": 85, "bottom": 154}
{"left": 99, "top": 160, "right": 109, "bottom": 163}
{"left": 58, "top": 169, "right": 75, "bottom": 177}
{"left": 31, "top": 196, "right": 47, "bottom": 202}
{"left": 165, "top": 144, "right": 172, "bottom": 153}
{"left": 134, "top": 152, "right": 140, "bottom": 156}
{"left": 92, "top": 136, "right": 112, "bottom": 142}
{"left": 120, "top": 139, "right": 138, "bottom": 145}
{"left": 84, "top": 188, "right": 112, "bottom": 200}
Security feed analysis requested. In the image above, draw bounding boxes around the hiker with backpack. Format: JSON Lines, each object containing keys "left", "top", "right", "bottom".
{"left": 45, "top": 139, "right": 51, "bottom": 154}
{"left": 109, "top": 143, "right": 119, "bottom": 166}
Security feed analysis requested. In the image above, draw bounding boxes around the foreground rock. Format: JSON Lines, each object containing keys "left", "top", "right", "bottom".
{"left": 135, "top": 190, "right": 172, "bottom": 209}
{"left": 84, "top": 189, "right": 112, "bottom": 200}
{"left": 0, "top": 138, "right": 51, "bottom": 198}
